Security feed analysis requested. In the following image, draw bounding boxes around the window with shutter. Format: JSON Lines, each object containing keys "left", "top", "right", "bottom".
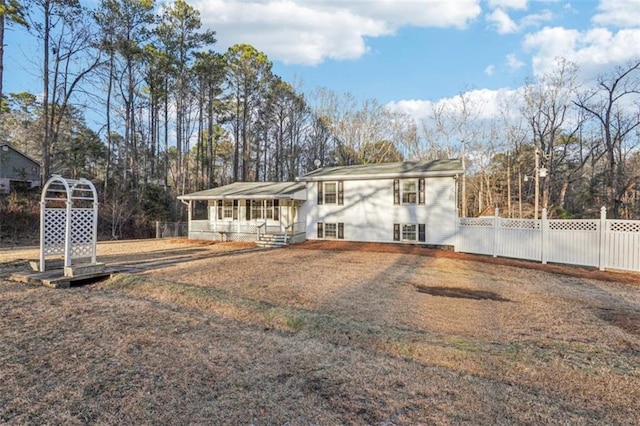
{"left": 393, "top": 180, "right": 400, "bottom": 204}
{"left": 402, "top": 224, "right": 417, "bottom": 240}
{"left": 402, "top": 180, "right": 417, "bottom": 204}
{"left": 324, "top": 223, "right": 337, "bottom": 238}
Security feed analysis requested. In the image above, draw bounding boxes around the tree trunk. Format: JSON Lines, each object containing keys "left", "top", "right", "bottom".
{"left": 0, "top": 1, "right": 5, "bottom": 112}
{"left": 41, "top": 0, "right": 51, "bottom": 181}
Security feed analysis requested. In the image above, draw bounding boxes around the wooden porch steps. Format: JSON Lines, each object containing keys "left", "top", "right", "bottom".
{"left": 256, "top": 233, "right": 289, "bottom": 248}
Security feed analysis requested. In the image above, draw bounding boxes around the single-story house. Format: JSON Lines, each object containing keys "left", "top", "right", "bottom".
{"left": 0, "top": 143, "right": 41, "bottom": 194}
{"left": 178, "top": 159, "right": 464, "bottom": 247}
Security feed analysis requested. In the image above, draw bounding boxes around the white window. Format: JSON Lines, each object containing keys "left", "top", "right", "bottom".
{"left": 402, "top": 224, "right": 417, "bottom": 241}
{"left": 251, "top": 200, "right": 263, "bottom": 219}
{"left": 317, "top": 181, "right": 343, "bottom": 205}
{"left": 224, "top": 200, "right": 234, "bottom": 219}
{"left": 317, "top": 222, "right": 344, "bottom": 239}
{"left": 394, "top": 179, "right": 425, "bottom": 205}
{"left": 266, "top": 200, "right": 275, "bottom": 219}
{"left": 324, "top": 182, "right": 337, "bottom": 204}
{"left": 324, "top": 223, "right": 337, "bottom": 238}
{"left": 394, "top": 223, "right": 425, "bottom": 242}
{"left": 402, "top": 180, "right": 417, "bottom": 204}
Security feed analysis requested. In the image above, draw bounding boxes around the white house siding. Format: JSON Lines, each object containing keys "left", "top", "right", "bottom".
{"left": 301, "top": 177, "right": 458, "bottom": 245}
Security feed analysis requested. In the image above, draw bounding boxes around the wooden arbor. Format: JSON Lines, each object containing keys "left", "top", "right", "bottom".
{"left": 39, "top": 175, "right": 100, "bottom": 276}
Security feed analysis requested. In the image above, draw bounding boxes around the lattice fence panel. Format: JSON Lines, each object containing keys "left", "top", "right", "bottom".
{"left": 70, "top": 208, "right": 95, "bottom": 258}
{"left": 548, "top": 220, "right": 598, "bottom": 231}
{"left": 459, "top": 218, "right": 494, "bottom": 227}
{"left": 499, "top": 219, "right": 540, "bottom": 230}
{"left": 43, "top": 209, "right": 67, "bottom": 255}
{"left": 608, "top": 221, "right": 640, "bottom": 233}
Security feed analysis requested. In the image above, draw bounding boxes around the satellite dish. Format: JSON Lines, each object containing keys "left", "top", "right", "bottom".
{"left": 314, "top": 159, "right": 321, "bottom": 168}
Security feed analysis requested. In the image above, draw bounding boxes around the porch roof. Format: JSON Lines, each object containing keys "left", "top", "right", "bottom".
{"left": 178, "top": 181, "right": 306, "bottom": 200}
{"left": 297, "top": 159, "right": 464, "bottom": 181}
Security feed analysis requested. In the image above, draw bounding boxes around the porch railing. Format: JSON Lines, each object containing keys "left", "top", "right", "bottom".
{"left": 285, "top": 221, "right": 305, "bottom": 236}
{"left": 256, "top": 222, "right": 267, "bottom": 240}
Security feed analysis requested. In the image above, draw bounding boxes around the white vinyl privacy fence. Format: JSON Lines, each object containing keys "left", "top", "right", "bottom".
{"left": 457, "top": 207, "right": 640, "bottom": 272}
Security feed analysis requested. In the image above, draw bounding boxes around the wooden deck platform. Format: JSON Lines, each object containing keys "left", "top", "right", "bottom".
{"left": 10, "top": 266, "right": 133, "bottom": 289}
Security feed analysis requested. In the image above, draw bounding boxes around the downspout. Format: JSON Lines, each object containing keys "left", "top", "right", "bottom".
{"left": 181, "top": 199, "right": 190, "bottom": 238}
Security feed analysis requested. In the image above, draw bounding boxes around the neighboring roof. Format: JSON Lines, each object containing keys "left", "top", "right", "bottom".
{"left": 0, "top": 143, "right": 41, "bottom": 166}
{"left": 296, "top": 159, "right": 464, "bottom": 181}
{"left": 178, "top": 181, "right": 307, "bottom": 200}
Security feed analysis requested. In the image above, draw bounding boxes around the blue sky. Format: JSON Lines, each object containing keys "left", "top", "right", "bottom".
{"left": 3, "top": 0, "right": 640, "bottom": 123}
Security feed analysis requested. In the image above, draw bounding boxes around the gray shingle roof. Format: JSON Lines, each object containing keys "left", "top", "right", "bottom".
{"left": 296, "top": 159, "right": 464, "bottom": 181}
{"left": 178, "top": 181, "right": 306, "bottom": 200}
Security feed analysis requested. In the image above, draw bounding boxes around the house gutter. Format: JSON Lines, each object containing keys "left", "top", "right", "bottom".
{"left": 177, "top": 194, "right": 305, "bottom": 201}
{"left": 296, "top": 169, "right": 465, "bottom": 182}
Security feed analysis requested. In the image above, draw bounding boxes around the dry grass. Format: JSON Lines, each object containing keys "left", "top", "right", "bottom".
{"left": 1, "top": 239, "right": 639, "bottom": 424}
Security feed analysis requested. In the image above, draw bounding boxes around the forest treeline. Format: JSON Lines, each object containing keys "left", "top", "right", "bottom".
{"left": 0, "top": 0, "right": 639, "bottom": 240}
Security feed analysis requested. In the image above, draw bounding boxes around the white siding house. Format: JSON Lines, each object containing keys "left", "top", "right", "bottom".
{"left": 177, "top": 182, "right": 308, "bottom": 244}
{"left": 297, "top": 160, "right": 463, "bottom": 245}
{"left": 178, "top": 160, "right": 463, "bottom": 246}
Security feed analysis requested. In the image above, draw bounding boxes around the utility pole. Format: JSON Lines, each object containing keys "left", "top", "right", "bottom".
{"left": 507, "top": 152, "right": 512, "bottom": 218}
{"left": 534, "top": 146, "right": 540, "bottom": 220}
{"left": 461, "top": 139, "right": 466, "bottom": 217}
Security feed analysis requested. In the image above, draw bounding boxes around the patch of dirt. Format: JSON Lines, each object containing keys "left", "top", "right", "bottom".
{"left": 598, "top": 308, "right": 640, "bottom": 336}
{"left": 414, "top": 284, "right": 510, "bottom": 302}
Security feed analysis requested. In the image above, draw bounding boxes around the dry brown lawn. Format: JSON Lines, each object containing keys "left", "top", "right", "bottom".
{"left": 1, "top": 239, "right": 639, "bottom": 424}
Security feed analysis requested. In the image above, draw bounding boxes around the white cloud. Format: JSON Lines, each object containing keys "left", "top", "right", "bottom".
{"left": 386, "top": 88, "right": 520, "bottom": 124}
{"left": 487, "top": 8, "right": 519, "bottom": 34}
{"left": 485, "top": 64, "right": 496, "bottom": 76}
{"left": 385, "top": 99, "right": 434, "bottom": 123}
{"left": 487, "top": 0, "right": 528, "bottom": 10}
{"left": 192, "top": 0, "right": 482, "bottom": 65}
{"left": 520, "top": 9, "right": 554, "bottom": 28}
{"left": 486, "top": 6, "right": 554, "bottom": 34}
{"left": 524, "top": 26, "right": 640, "bottom": 77}
{"left": 592, "top": 0, "right": 640, "bottom": 28}
{"left": 507, "top": 53, "right": 525, "bottom": 71}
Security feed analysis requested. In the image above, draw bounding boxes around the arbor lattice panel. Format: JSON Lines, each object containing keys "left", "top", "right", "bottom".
{"left": 70, "top": 209, "right": 95, "bottom": 258}
{"left": 43, "top": 209, "right": 67, "bottom": 255}
{"left": 40, "top": 176, "right": 98, "bottom": 273}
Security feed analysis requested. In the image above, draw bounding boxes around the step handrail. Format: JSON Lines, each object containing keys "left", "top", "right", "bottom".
{"left": 256, "top": 222, "right": 267, "bottom": 240}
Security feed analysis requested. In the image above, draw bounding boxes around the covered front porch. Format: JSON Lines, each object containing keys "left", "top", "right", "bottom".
{"left": 178, "top": 182, "right": 307, "bottom": 245}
